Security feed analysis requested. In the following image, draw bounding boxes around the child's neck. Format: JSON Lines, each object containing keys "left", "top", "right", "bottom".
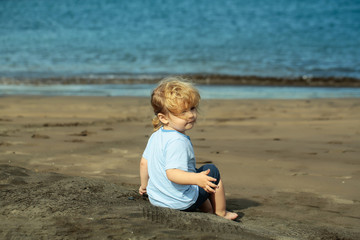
{"left": 163, "top": 125, "right": 186, "bottom": 135}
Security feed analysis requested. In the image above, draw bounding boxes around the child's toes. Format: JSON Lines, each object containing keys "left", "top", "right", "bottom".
{"left": 224, "top": 211, "right": 238, "bottom": 220}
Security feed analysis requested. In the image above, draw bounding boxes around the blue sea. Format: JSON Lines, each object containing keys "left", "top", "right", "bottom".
{"left": 1, "top": 0, "right": 360, "bottom": 99}
{"left": 1, "top": 84, "right": 360, "bottom": 99}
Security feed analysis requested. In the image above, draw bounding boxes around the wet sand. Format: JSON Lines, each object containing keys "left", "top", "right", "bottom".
{"left": 2, "top": 74, "right": 360, "bottom": 87}
{"left": 1, "top": 96, "right": 359, "bottom": 239}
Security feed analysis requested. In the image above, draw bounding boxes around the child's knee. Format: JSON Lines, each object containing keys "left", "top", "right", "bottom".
{"left": 202, "top": 164, "right": 220, "bottom": 184}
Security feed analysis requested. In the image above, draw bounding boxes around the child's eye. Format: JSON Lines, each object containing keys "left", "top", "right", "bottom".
{"left": 180, "top": 107, "right": 196, "bottom": 115}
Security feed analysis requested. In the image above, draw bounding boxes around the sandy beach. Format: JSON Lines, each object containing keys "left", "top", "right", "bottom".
{"left": 1, "top": 96, "right": 359, "bottom": 239}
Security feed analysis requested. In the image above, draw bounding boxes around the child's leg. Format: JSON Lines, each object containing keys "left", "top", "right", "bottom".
{"left": 209, "top": 179, "right": 238, "bottom": 220}
{"left": 199, "top": 199, "right": 213, "bottom": 214}
{"left": 195, "top": 164, "right": 237, "bottom": 220}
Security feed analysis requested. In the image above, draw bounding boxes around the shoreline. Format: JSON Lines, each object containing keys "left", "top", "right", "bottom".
{"left": 1, "top": 74, "right": 360, "bottom": 87}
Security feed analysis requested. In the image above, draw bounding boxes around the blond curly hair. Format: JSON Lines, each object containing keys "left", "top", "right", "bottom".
{"left": 151, "top": 76, "right": 200, "bottom": 131}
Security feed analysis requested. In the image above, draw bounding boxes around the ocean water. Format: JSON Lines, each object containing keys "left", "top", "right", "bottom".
{"left": 1, "top": 0, "right": 360, "bottom": 80}
{"left": 1, "top": 84, "right": 360, "bottom": 99}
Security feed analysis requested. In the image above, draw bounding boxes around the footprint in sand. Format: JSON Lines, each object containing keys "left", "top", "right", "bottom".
{"left": 0, "top": 118, "right": 12, "bottom": 122}
{"left": 0, "top": 141, "right": 12, "bottom": 146}
{"left": 31, "top": 134, "right": 50, "bottom": 139}
{"left": 211, "top": 151, "right": 221, "bottom": 154}
{"left": 307, "top": 152, "right": 318, "bottom": 155}
{"left": 70, "top": 130, "right": 93, "bottom": 136}
{"left": 64, "top": 139, "right": 85, "bottom": 143}
{"left": 342, "top": 149, "right": 355, "bottom": 153}
{"left": 291, "top": 172, "right": 309, "bottom": 176}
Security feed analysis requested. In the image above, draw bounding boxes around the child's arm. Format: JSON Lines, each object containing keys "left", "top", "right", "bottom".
{"left": 166, "top": 168, "right": 218, "bottom": 193}
{"left": 139, "top": 157, "right": 149, "bottom": 195}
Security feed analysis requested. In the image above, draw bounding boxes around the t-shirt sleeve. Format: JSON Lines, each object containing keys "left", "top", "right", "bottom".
{"left": 165, "top": 138, "right": 189, "bottom": 171}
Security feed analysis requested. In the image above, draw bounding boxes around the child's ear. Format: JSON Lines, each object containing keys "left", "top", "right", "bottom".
{"left": 158, "top": 113, "right": 169, "bottom": 125}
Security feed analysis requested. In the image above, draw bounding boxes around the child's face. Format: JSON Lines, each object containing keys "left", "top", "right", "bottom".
{"left": 163, "top": 107, "right": 198, "bottom": 134}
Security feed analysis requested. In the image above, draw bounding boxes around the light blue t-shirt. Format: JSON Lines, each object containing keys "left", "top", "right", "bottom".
{"left": 143, "top": 127, "right": 199, "bottom": 210}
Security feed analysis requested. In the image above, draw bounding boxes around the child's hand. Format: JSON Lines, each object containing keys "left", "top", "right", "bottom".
{"left": 139, "top": 186, "right": 147, "bottom": 195}
{"left": 197, "top": 169, "right": 218, "bottom": 193}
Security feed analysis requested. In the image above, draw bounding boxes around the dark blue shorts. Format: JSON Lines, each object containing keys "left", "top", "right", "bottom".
{"left": 184, "top": 164, "right": 220, "bottom": 212}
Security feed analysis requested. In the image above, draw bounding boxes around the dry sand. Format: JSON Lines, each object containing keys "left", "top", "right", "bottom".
{"left": 1, "top": 96, "right": 359, "bottom": 239}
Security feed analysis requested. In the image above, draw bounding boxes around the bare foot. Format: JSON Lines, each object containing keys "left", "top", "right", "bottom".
{"left": 224, "top": 211, "right": 238, "bottom": 220}
{"left": 217, "top": 211, "right": 238, "bottom": 220}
